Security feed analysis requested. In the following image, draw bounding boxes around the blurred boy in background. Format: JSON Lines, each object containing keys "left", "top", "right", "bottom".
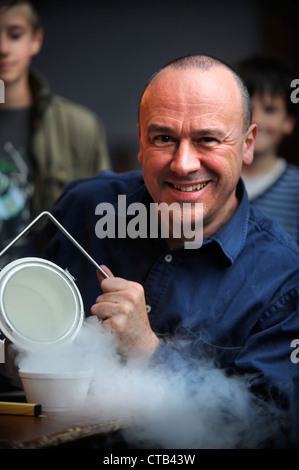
{"left": 237, "top": 55, "right": 299, "bottom": 244}
{"left": 0, "top": 0, "right": 111, "bottom": 265}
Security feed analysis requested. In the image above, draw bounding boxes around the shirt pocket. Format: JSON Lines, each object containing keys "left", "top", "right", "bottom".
{"left": 172, "top": 324, "right": 242, "bottom": 370}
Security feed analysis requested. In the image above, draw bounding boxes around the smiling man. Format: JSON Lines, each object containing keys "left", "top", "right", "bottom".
{"left": 33, "top": 54, "right": 298, "bottom": 447}
{"left": 137, "top": 56, "right": 256, "bottom": 247}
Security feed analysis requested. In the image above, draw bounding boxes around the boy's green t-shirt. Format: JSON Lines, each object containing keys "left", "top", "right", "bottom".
{"left": 0, "top": 107, "right": 34, "bottom": 266}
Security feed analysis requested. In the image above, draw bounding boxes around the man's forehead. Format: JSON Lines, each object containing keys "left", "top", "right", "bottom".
{"left": 139, "top": 66, "right": 242, "bottom": 127}
{"left": 141, "top": 66, "right": 241, "bottom": 111}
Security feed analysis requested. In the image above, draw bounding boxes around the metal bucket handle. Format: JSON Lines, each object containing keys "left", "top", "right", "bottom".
{"left": 0, "top": 211, "right": 109, "bottom": 278}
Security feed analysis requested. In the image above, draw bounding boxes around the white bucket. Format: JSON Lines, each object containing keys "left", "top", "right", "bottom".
{"left": 19, "top": 370, "right": 92, "bottom": 412}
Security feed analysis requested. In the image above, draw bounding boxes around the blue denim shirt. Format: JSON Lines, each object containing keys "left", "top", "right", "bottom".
{"left": 39, "top": 170, "right": 299, "bottom": 445}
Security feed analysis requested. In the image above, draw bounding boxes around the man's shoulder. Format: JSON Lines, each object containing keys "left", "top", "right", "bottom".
{"left": 248, "top": 204, "right": 299, "bottom": 256}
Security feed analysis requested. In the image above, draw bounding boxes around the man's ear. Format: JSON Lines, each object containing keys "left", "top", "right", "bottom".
{"left": 242, "top": 123, "right": 258, "bottom": 166}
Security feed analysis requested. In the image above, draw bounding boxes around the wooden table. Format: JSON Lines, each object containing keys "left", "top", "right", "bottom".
{"left": 0, "top": 408, "right": 126, "bottom": 449}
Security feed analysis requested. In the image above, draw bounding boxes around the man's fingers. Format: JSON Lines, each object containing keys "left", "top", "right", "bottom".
{"left": 96, "top": 265, "right": 114, "bottom": 284}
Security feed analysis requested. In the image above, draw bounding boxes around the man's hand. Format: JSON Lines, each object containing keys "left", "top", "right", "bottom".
{"left": 91, "top": 265, "right": 159, "bottom": 357}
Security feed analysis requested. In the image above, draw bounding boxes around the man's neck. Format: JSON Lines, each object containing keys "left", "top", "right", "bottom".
{"left": 1, "top": 76, "right": 32, "bottom": 109}
{"left": 166, "top": 193, "right": 240, "bottom": 250}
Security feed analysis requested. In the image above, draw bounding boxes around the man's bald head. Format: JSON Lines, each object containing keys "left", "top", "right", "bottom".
{"left": 138, "top": 54, "right": 252, "bottom": 132}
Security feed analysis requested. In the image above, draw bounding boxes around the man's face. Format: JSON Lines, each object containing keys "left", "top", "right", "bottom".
{"left": 0, "top": 5, "right": 42, "bottom": 86}
{"left": 137, "top": 66, "right": 257, "bottom": 244}
{"left": 251, "top": 93, "right": 295, "bottom": 157}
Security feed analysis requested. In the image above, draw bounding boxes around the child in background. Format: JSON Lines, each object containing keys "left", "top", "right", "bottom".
{"left": 237, "top": 55, "right": 299, "bottom": 244}
{"left": 0, "top": 0, "right": 111, "bottom": 265}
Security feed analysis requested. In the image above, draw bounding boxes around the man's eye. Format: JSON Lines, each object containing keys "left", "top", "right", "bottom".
{"left": 154, "top": 135, "right": 173, "bottom": 143}
{"left": 199, "top": 137, "right": 217, "bottom": 144}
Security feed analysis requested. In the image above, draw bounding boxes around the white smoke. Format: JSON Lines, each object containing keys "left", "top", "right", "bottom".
{"left": 13, "top": 316, "right": 285, "bottom": 449}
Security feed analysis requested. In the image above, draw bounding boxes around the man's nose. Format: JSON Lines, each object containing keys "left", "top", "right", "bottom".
{"left": 170, "top": 140, "right": 201, "bottom": 175}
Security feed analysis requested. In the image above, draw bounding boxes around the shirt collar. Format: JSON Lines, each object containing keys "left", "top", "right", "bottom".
{"left": 205, "top": 179, "right": 250, "bottom": 264}
{"left": 113, "top": 176, "right": 250, "bottom": 265}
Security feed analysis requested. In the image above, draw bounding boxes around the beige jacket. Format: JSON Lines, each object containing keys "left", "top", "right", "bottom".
{"left": 30, "top": 70, "right": 111, "bottom": 217}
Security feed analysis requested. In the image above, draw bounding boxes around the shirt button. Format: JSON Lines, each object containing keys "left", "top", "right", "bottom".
{"left": 164, "top": 254, "right": 173, "bottom": 263}
{"left": 146, "top": 304, "right": 152, "bottom": 314}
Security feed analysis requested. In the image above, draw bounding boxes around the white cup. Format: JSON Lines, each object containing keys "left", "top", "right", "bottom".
{"left": 19, "top": 370, "right": 92, "bottom": 413}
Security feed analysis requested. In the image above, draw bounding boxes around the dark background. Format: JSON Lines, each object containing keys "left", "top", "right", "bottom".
{"left": 32, "top": 0, "right": 299, "bottom": 171}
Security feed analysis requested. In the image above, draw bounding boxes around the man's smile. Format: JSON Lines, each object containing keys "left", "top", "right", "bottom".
{"left": 172, "top": 182, "right": 209, "bottom": 192}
